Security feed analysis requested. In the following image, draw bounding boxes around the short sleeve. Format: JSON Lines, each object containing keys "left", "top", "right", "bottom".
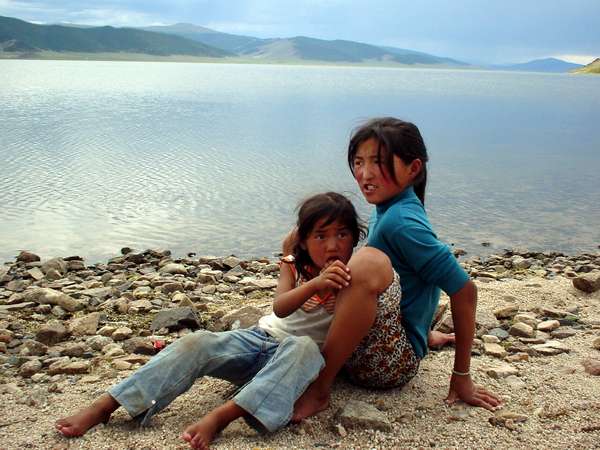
{"left": 388, "top": 224, "right": 469, "bottom": 296}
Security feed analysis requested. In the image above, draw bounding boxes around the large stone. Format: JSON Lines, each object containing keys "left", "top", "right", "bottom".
{"left": 41, "top": 258, "right": 67, "bottom": 276}
{"left": 593, "top": 337, "right": 600, "bottom": 350}
{"left": 129, "top": 299, "right": 153, "bottom": 313}
{"left": 509, "top": 322, "right": 536, "bottom": 338}
{"left": 582, "top": 358, "right": 600, "bottom": 376}
{"left": 162, "top": 282, "right": 184, "bottom": 294}
{"left": 122, "top": 337, "right": 156, "bottom": 355}
{"left": 19, "top": 359, "right": 43, "bottom": 378}
{"left": 337, "top": 400, "right": 392, "bottom": 432}
{"left": 493, "top": 304, "right": 519, "bottom": 319}
{"left": 485, "top": 363, "right": 519, "bottom": 379}
{"left": 531, "top": 340, "right": 570, "bottom": 356}
{"left": 513, "top": 313, "right": 539, "bottom": 328}
{"left": 572, "top": 272, "right": 600, "bottom": 293}
{"left": 24, "top": 288, "right": 85, "bottom": 312}
{"left": 20, "top": 339, "right": 48, "bottom": 356}
{"left": 112, "top": 327, "right": 133, "bottom": 341}
{"left": 27, "top": 267, "right": 45, "bottom": 281}
{"left": 17, "top": 251, "right": 41, "bottom": 263}
{"left": 484, "top": 343, "right": 507, "bottom": 359}
{"left": 151, "top": 307, "right": 201, "bottom": 332}
{"left": 219, "top": 306, "right": 263, "bottom": 331}
{"left": 68, "top": 312, "right": 101, "bottom": 336}
{"left": 511, "top": 256, "right": 532, "bottom": 270}
{"left": 239, "top": 277, "right": 278, "bottom": 289}
{"left": 79, "top": 287, "right": 113, "bottom": 300}
{"left": 222, "top": 256, "right": 242, "bottom": 269}
{"left": 86, "top": 335, "right": 114, "bottom": 351}
{"left": 537, "top": 320, "right": 560, "bottom": 332}
{"left": 160, "top": 263, "right": 188, "bottom": 275}
{"left": 48, "top": 360, "right": 90, "bottom": 375}
{"left": 538, "top": 306, "right": 568, "bottom": 318}
{"left": 35, "top": 321, "right": 69, "bottom": 345}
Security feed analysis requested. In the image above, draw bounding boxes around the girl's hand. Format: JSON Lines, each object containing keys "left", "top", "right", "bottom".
{"left": 313, "top": 260, "right": 351, "bottom": 291}
{"left": 446, "top": 374, "right": 502, "bottom": 411}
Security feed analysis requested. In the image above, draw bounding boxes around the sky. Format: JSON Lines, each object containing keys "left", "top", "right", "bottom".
{"left": 1, "top": 0, "right": 598, "bottom": 64}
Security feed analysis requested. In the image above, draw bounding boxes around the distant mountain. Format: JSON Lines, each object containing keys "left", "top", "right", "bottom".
{"left": 0, "top": 16, "right": 230, "bottom": 57}
{"left": 141, "top": 24, "right": 469, "bottom": 66}
{"left": 572, "top": 58, "right": 600, "bottom": 74}
{"left": 498, "top": 58, "right": 583, "bottom": 73}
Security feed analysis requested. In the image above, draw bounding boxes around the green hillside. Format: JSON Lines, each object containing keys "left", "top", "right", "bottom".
{"left": 0, "top": 16, "right": 230, "bottom": 57}
{"left": 573, "top": 58, "right": 600, "bottom": 74}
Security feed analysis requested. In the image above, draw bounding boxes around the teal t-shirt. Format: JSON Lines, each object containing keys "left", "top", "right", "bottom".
{"left": 367, "top": 186, "right": 469, "bottom": 359}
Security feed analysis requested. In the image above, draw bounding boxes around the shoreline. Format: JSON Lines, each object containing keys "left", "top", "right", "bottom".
{"left": 1, "top": 248, "right": 599, "bottom": 449}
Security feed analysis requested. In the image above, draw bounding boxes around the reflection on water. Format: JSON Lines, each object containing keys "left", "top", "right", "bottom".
{"left": 1, "top": 61, "right": 599, "bottom": 262}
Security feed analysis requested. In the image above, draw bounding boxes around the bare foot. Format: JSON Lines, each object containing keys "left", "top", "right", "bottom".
{"left": 291, "top": 383, "right": 330, "bottom": 423}
{"left": 428, "top": 330, "right": 455, "bottom": 349}
{"left": 181, "top": 415, "right": 221, "bottom": 450}
{"left": 55, "top": 394, "right": 118, "bottom": 437}
{"left": 182, "top": 401, "right": 246, "bottom": 449}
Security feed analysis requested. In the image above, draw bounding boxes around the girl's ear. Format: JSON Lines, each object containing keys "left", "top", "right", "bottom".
{"left": 409, "top": 159, "right": 423, "bottom": 178}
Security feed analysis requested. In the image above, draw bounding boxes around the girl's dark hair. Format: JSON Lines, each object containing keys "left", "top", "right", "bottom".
{"left": 293, "top": 192, "right": 366, "bottom": 280}
{"left": 347, "top": 117, "right": 429, "bottom": 205}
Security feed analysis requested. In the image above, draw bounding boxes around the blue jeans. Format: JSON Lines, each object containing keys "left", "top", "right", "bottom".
{"left": 108, "top": 327, "right": 324, "bottom": 432}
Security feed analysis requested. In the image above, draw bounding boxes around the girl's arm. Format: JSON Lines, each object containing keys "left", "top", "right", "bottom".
{"left": 273, "top": 261, "right": 350, "bottom": 318}
{"left": 446, "top": 280, "right": 502, "bottom": 410}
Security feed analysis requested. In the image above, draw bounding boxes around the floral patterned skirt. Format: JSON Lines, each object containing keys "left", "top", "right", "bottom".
{"left": 344, "top": 272, "right": 420, "bottom": 389}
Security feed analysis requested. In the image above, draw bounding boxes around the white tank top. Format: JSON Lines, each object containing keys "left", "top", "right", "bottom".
{"left": 258, "top": 307, "right": 332, "bottom": 348}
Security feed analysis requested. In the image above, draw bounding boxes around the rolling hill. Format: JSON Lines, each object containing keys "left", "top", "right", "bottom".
{"left": 572, "top": 58, "right": 600, "bottom": 74}
{"left": 499, "top": 57, "right": 583, "bottom": 73}
{"left": 0, "top": 15, "right": 231, "bottom": 57}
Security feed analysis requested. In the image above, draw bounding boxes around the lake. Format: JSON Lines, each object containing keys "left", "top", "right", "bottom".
{"left": 1, "top": 60, "right": 599, "bottom": 263}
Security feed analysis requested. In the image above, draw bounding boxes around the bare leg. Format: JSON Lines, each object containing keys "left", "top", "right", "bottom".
{"left": 181, "top": 400, "right": 247, "bottom": 449}
{"left": 428, "top": 330, "right": 455, "bottom": 349}
{"left": 292, "top": 247, "right": 393, "bottom": 422}
{"left": 55, "top": 393, "right": 120, "bottom": 437}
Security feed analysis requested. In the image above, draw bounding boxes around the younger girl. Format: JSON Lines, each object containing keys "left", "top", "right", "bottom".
{"left": 56, "top": 192, "right": 366, "bottom": 449}
{"left": 293, "top": 117, "right": 501, "bottom": 421}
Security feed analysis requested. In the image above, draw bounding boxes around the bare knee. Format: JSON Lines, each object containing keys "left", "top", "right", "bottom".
{"left": 348, "top": 247, "right": 393, "bottom": 294}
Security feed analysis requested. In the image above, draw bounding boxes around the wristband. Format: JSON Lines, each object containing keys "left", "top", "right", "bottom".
{"left": 452, "top": 369, "right": 470, "bottom": 376}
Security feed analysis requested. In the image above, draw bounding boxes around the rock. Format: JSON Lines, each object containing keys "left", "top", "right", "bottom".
{"left": 6, "top": 279, "right": 28, "bottom": 292}
{"left": 48, "top": 360, "right": 90, "bottom": 375}
{"left": 504, "top": 375, "right": 526, "bottom": 389}
{"left": 488, "top": 328, "right": 510, "bottom": 341}
{"left": 484, "top": 343, "right": 507, "bottom": 358}
{"left": 550, "top": 328, "right": 577, "bottom": 339}
{"left": 537, "top": 320, "right": 560, "bottom": 332}
{"left": 593, "top": 337, "right": 600, "bottom": 350}
{"left": 489, "top": 411, "right": 528, "bottom": 430}
{"left": 79, "top": 287, "right": 113, "bottom": 300}
{"left": 41, "top": 258, "right": 67, "bottom": 276}
{"left": 485, "top": 363, "right": 519, "bottom": 379}
{"left": 35, "top": 321, "right": 69, "bottom": 345}
{"left": 201, "top": 285, "right": 217, "bottom": 294}
{"left": 122, "top": 337, "right": 156, "bottom": 355}
{"left": 223, "top": 256, "right": 242, "bottom": 269}
{"left": 129, "top": 299, "right": 153, "bottom": 313}
{"left": 86, "top": 335, "right": 114, "bottom": 351}
{"left": 337, "top": 400, "right": 392, "bottom": 432}
{"left": 151, "top": 307, "right": 201, "bottom": 332}
{"left": 162, "top": 282, "right": 184, "bottom": 294}
{"left": 133, "top": 286, "right": 153, "bottom": 299}
{"left": 112, "top": 327, "right": 133, "bottom": 341}
{"left": 511, "top": 256, "right": 532, "bottom": 270}
{"left": 68, "top": 312, "right": 101, "bottom": 336}
{"left": 27, "top": 267, "right": 45, "bottom": 281}
{"left": 219, "top": 306, "right": 263, "bottom": 331}
{"left": 20, "top": 339, "right": 48, "bottom": 356}
{"left": 582, "top": 358, "right": 600, "bottom": 376}
{"left": 45, "top": 268, "right": 63, "bottom": 281}
{"left": 538, "top": 306, "right": 568, "bottom": 318}
{"left": 160, "top": 263, "right": 188, "bottom": 275}
{"left": 0, "top": 302, "right": 37, "bottom": 312}
{"left": 482, "top": 335, "right": 500, "bottom": 344}
{"left": 531, "top": 340, "right": 570, "bottom": 356}
{"left": 535, "top": 403, "right": 569, "bottom": 419}
{"left": 509, "top": 322, "right": 536, "bottom": 338}
{"left": 572, "top": 272, "right": 600, "bottom": 293}
{"left": 172, "top": 292, "right": 191, "bottom": 303}
{"left": 19, "top": 359, "right": 43, "bottom": 378}
{"left": 103, "top": 344, "right": 126, "bottom": 358}
{"left": 24, "top": 288, "right": 85, "bottom": 312}
{"left": 17, "top": 251, "right": 41, "bottom": 263}
{"left": 113, "top": 360, "right": 132, "bottom": 370}
{"left": 67, "top": 260, "right": 86, "bottom": 271}
{"left": 98, "top": 325, "right": 116, "bottom": 337}
{"left": 493, "top": 305, "right": 518, "bottom": 319}
{"left": 239, "top": 277, "right": 278, "bottom": 290}
{"left": 434, "top": 313, "right": 454, "bottom": 334}
{"left": 513, "top": 313, "right": 539, "bottom": 328}
{"left": 62, "top": 342, "right": 87, "bottom": 357}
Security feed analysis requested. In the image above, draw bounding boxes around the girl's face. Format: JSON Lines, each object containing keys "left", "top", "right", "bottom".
{"left": 303, "top": 218, "right": 354, "bottom": 270}
{"left": 352, "top": 137, "right": 420, "bottom": 205}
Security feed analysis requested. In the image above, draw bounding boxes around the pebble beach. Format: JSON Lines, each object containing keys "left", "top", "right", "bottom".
{"left": 1, "top": 248, "right": 599, "bottom": 449}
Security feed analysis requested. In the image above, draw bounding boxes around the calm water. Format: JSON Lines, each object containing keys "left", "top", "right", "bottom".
{"left": 1, "top": 60, "right": 599, "bottom": 263}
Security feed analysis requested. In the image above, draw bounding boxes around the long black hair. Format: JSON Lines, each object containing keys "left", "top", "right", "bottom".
{"left": 347, "top": 117, "right": 429, "bottom": 205}
{"left": 292, "top": 192, "right": 366, "bottom": 281}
